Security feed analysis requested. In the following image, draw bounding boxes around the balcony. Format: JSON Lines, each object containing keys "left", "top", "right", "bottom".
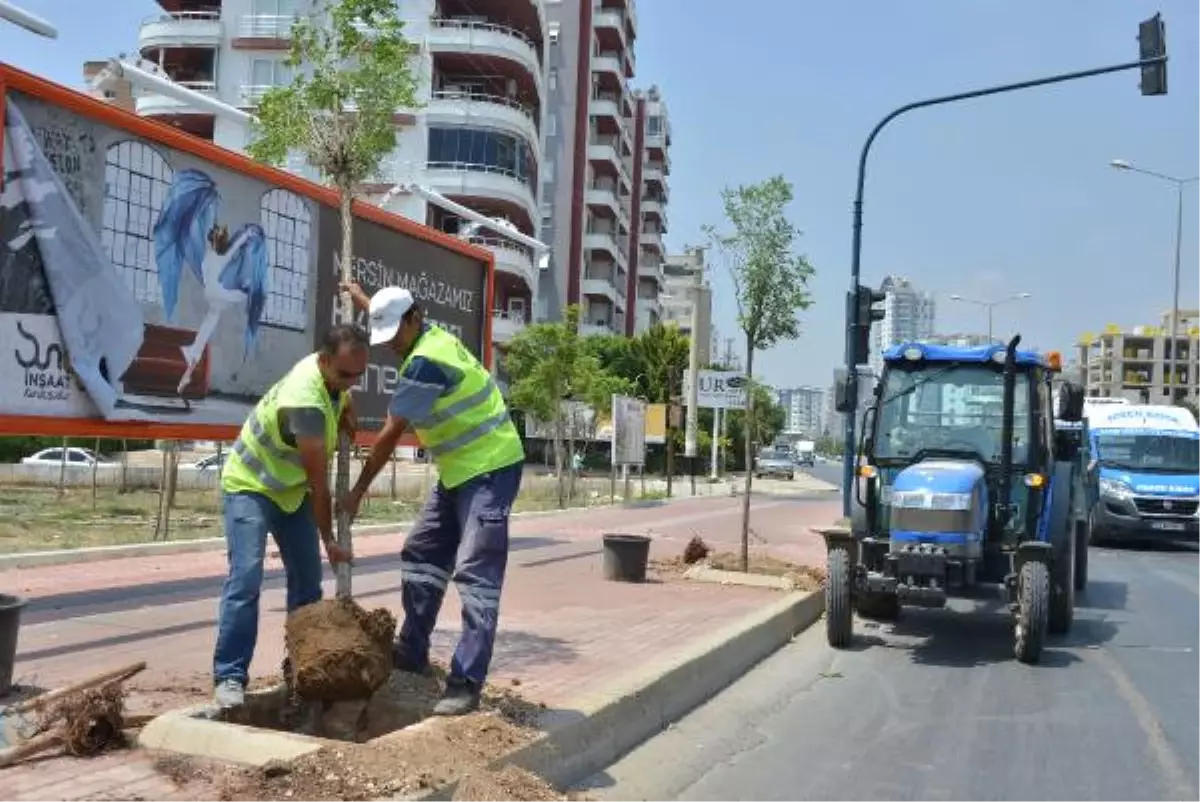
{"left": 469, "top": 235, "right": 537, "bottom": 290}
{"left": 643, "top": 162, "right": 666, "bottom": 185}
{"left": 238, "top": 14, "right": 297, "bottom": 40}
{"left": 427, "top": 90, "right": 540, "bottom": 161}
{"left": 139, "top": 11, "right": 222, "bottom": 50}
{"left": 587, "top": 136, "right": 630, "bottom": 185}
{"left": 491, "top": 309, "right": 527, "bottom": 343}
{"left": 585, "top": 228, "right": 627, "bottom": 267}
{"left": 641, "top": 228, "right": 665, "bottom": 254}
{"left": 429, "top": 18, "right": 542, "bottom": 93}
{"left": 580, "top": 321, "right": 616, "bottom": 337}
{"left": 641, "top": 197, "right": 665, "bottom": 221}
{"left": 583, "top": 273, "right": 619, "bottom": 305}
{"left": 638, "top": 260, "right": 665, "bottom": 288}
{"left": 592, "top": 51, "right": 627, "bottom": 93}
{"left": 424, "top": 162, "right": 538, "bottom": 223}
{"left": 135, "top": 80, "right": 218, "bottom": 117}
{"left": 586, "top": 183, "right": 625, "bottom": 220}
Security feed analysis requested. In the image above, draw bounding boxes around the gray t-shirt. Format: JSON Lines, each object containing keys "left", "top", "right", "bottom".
{"left": 277, "top": 384, "right": 341, "bottom": 447}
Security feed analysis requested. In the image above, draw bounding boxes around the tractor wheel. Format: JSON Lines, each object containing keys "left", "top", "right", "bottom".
{"left": 1015, "top": 560, "right": 1050, "bottom": 664}
{"left": 1074, "top": 520, "right": 1089, "bottom": 592}
{"left": 1088, "top": 508, "right": 1105, "bottom": 547}
{"left": 1049, "top": 544, "right": 1075, "bottom": 635}
{"left": 855, "top": 593, "right": 900, "bottom": 621}
{"left": 826, "top": 546, "right": 853, "bottom": 648}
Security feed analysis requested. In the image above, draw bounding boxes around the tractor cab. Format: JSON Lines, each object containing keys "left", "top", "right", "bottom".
{"left": 825, "top": 336, "right": 1086, "bottom": 664}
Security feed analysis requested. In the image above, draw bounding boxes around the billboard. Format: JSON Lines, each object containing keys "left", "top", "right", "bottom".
{"left": 611, "top": 395, "right": 646, "bottom": 466}
{"left": 314, "top": 210, "right": 488, "bottom": 432}
{"left": 524, "top": 400, "right": 666, "bottom": 445}
{"left": 0, "top": 64, "right": 491, "bottom": 441}
{"left": 685, "top": 370, "right": 748, "bottom": 410}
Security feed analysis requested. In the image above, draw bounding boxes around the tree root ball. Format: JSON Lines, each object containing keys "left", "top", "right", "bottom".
{"left": 285, "top": 598, "right": 397, "bottom": 701}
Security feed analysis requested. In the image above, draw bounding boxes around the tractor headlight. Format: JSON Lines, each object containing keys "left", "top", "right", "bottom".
{"left": 1099, "top": 478, "right": 1132, "bottom": 500}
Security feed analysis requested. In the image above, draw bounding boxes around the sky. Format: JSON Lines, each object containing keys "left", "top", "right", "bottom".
{"left": 1, "top": 0, "right": 1197, "bottom": 392}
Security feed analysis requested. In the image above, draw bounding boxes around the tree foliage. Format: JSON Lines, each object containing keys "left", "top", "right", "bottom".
{"left": 704, "top": 175, "right": 815, "bottom": 570}
{"left": 245, "top": 0, "right": 420, "bottom": 192}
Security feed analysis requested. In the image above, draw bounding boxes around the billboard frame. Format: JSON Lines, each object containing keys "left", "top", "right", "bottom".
{"left": 0, "top": 62, "right": 494, "bottom": 445}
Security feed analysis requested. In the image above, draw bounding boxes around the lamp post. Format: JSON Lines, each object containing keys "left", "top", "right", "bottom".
{"left": 947, "top": 292, "right": 1033, "bottom": 342}
{"left": 1110, "top": 159, "right": 1198, "bottom": 402}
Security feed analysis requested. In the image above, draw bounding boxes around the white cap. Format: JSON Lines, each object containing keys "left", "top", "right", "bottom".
{"left": 367, "top": 286, "right": 415, "bottom": 345}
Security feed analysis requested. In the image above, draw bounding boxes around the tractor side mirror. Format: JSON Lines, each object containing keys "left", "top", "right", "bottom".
{"left": 834, "top": 375, "right": 853, "bottom": 413}
{"left": 1057, "top": 382, "right": 1085, "bottom": 423}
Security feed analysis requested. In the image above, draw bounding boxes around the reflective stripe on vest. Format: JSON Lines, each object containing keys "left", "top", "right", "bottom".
{"left": 403, "top": 326, "right": 523, "bottom": 487}
{"left": 229, "top": 415, "right": 303, "bottom": 493}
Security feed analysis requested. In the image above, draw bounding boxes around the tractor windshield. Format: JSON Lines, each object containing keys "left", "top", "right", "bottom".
{"left": 874, "top": 363, "right": 1032, "bottom": 464}
{"left": 1093, "top": 431, "right": 1199, "bottom": 474}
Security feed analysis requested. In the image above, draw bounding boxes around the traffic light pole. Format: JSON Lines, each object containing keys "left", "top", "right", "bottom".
{"left": 841, "top": 54, "right": 1168, "bottom": 517}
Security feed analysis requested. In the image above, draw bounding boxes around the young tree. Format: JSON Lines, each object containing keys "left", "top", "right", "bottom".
{"left": 704, "top": 176, "right": 815, "bottom": 571}
{"left": 504, "top": 305, "right": 631, "bottom": 507}
{"left": 245, "top": 0, "right": 420, "bottom": 597}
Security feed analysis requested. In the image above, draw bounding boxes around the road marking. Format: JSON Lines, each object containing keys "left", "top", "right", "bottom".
{"left": 1085, "top": 646, "right": 1197, "bottom": 800}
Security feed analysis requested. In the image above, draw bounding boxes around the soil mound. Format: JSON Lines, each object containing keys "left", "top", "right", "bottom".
{"left": 453, "top": 765, "right": 565, "bottom": 801}
{"left": 285, "top": 598, "right": 396, "bottom": 700}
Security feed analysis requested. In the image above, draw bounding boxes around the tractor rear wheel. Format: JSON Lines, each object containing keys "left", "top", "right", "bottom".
{"left": 1015, "top": 560, "right": 1049, "bottom": 664}
{"left": 826, "top": 546, "right": 853, "bottom": 648}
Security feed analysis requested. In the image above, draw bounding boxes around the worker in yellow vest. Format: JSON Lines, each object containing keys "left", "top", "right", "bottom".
{"left": 340, "top": 283, "right": 525, "bottom": 716}
{"left": 212, "top": 324, "right": 368, "bottom": 710}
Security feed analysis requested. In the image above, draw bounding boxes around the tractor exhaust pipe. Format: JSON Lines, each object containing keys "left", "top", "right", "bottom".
{"left": 997, "top": 334, "right": 1021, "bottom": 534}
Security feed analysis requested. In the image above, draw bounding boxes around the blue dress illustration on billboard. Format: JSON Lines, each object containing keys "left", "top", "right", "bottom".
{"left": 152, "top": 168, "right": 269, "bottom": 395}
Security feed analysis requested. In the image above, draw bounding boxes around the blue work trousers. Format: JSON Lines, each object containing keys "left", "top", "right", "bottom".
{"left": 396, "top": 461, "right": 524, "bottom": 686}
{"left": 212, "top": 491, "right": 323, "bottom": 686}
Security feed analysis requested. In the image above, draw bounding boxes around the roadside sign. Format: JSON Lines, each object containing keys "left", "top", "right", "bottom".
{"left": 685, "top": 370, "right": 748, "bottom": 410}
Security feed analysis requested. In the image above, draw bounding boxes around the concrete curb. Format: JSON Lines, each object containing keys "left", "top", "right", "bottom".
{"left": 0, "top": 495, "right": 704, "bottom": 572}
{"left": 682, "top": 564, "right": 795, "bottom": 591}
{"left": 137, "top": 710, "right": 327, "bottom": 767}
{"left": 414, "top": 589, "right": 825, "bottom": 799}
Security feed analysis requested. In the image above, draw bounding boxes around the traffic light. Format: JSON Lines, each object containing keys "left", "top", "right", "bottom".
{"left": 1138, "top": 13, "right": 1167, "bottom": 96}
{"left": 848, "top": 283, "right": 886, "bottom": 367}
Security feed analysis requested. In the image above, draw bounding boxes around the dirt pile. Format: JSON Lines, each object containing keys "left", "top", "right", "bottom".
{"left": 682, "top": 535, "right": 711, "bottom": 564}
{"left": 708, "top": 551, "right": 827, "bottom": 591}
{"left": 285, "top": 598, "right": 396, "bottom": 700}
{"left": 453, "top": 763, "right": 595, "bottom": 802}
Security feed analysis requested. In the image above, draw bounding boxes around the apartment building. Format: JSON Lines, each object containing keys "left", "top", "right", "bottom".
{"left": 92, "top": 0, "right": 548, "bottom": 351}
{"left": 869, "top": 275, "right": 936, "bottom": 374}
{"left": 539, "top": 0, "right": 669, "bottom": 336}
{"left": 1076, "top": 310, "right": 1200, "bottom": 403}
{"left": 776, "top": 385, "right": 827, "bottom": 437}
{"left": 660, "top": 246, "right": 711, "bottom": 365}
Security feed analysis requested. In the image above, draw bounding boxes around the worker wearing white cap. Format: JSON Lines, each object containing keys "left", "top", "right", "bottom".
{"left": 340, "top": 282, "right": 524, "bottom": 716}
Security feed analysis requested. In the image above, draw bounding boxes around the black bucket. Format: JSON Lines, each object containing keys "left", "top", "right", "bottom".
{"left": 602, "top": 534, "right": 651, "bottom": 583}
{"left": 0, "top": 593, "right": 27, "bottom": 697}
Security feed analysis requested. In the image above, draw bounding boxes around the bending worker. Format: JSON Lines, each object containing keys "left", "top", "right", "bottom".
{"left": 212, "top": 324, "right": 366, "bottom": 710}
{"left": 340, "top": 282, "right": 525, "bottom": 716}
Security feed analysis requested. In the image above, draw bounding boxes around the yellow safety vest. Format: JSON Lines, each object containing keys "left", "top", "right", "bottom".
{"left": 403, "top": 326, "right": 524, "bottom": 488}
{"left": 221, "top": 354, "right": 346, "bottom": 512}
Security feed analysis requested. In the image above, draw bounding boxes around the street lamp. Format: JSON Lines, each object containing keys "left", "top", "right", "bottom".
{"left": 947, "top": 292, "right": 1033, "bottom": 341}
{"left": 0, "top": 1, "right": 57, "bottom": 38}
{"left": 1109, "top": 158, "right": 1199, "bottom": 401}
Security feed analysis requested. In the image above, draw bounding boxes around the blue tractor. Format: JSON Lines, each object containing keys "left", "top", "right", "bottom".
{"left": 826, "top": 336, "right": 1087, "bottom": 664}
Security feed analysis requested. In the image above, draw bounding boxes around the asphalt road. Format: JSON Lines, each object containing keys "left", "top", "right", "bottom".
{"left": 585, "top": 543, "right": 1199, "bottom": 801}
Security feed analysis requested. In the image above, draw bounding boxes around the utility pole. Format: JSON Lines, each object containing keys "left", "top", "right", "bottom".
{"left": 685, "top": 263, "right": 703, "bottom": 496}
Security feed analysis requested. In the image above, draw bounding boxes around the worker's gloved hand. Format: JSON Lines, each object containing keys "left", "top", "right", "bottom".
{"left": 323, "top": 538, "right": 353, "bottom": 566}
{"left": 338, "top": 489, "right": 363, "bottom": 524}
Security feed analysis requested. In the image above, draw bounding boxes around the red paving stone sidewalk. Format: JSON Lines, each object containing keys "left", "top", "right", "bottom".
{"left": 1, "top": 494, "right": 838, "bottom": 801}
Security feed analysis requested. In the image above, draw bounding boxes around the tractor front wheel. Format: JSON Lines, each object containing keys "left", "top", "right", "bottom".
{"left": 1049, "top": 545, "right": 1075, "bottom": 635}
{"left": 826, "top": 546, "right": 853, "bottom": 648}
{"left": 1015, "top": 560, "right": 1050, "bottom": 664}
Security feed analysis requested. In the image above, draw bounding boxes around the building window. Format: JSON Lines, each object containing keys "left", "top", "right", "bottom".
{"left": 101, "top": 140, "right": 173, "bottom": 305}
{"left": 548, "top": 69, "right": 558, "bottom": 92}
{"left": 260, "top": 189, "right": 311, "bottom": 330}
{"left": 427, "top": 126, "right": 537, "bottom": 186}
{"left": 548, "top": 22, "right": 560, "bottom": 44}
{"left": 646, "top": 115, "right": 663, "bottom": 135}
{"left": 250, "top": 58, "right": 291, "bottom": 87}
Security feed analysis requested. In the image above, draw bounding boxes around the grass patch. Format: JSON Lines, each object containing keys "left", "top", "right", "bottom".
{"left": 0, "top": 476, "right": 616, "bottom": 555}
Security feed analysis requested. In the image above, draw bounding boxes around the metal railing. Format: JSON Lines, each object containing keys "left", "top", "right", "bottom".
{"left": 425, "top": 160, "right": 534, "bottom": 188}
{"left": 430, "top": 17, "right": 535, "bottom": 49}
{"left": 430, "top": 89, "right": 536, "bottom": 122}
{"left": 239, "top": 14, "right": 298, "bottom": 39}
{"left": 469, "top": 234, "right": 535, "bottom": 262}
{"left": 141, "top": 9, "right": 221, "bottom": 25}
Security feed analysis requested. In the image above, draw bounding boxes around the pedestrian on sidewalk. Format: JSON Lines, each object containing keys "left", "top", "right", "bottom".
{"left": 340, "top": 281, "right": 525, "bottom": 716}
{"left": 211, "top": 325, "right": 365, "bottom": 710}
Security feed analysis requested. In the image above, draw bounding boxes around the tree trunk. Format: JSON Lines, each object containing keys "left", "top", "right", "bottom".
{"left": 740, "top": 339, "right": 755, "bottom": 573}
{"left": 552, "top": 406, "right": 565, "bottom": 509}
{"left": 119, "top": 439, "right": 128, "bottom": 494}
{"left": 335, "top": 186, "right": 355, "bottom": 598}
{"left": 91, "top": 437, "right": 100, "bottom": 509}
{"left": 57, "top": 436, "right": 68, "bottom": 497}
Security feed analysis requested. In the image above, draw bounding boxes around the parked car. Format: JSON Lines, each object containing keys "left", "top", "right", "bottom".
{"left": 180, "top": 452, "right": 227, "bottom": 472}
{"left": 21, "top": 447, "right": 114, "bottom": 468}
{"left": 754, "top": 448, "right": 795, "bottom": 481}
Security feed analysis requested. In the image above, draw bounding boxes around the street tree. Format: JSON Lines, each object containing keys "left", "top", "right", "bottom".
{"left": 245, "top": 0, "right": 420, "bottom": 596}
{"left": 704, "top": 175, "right": 815, "bottom": 571}
{"left": 504, "top": 305, "right": 630, "bottom": 506}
